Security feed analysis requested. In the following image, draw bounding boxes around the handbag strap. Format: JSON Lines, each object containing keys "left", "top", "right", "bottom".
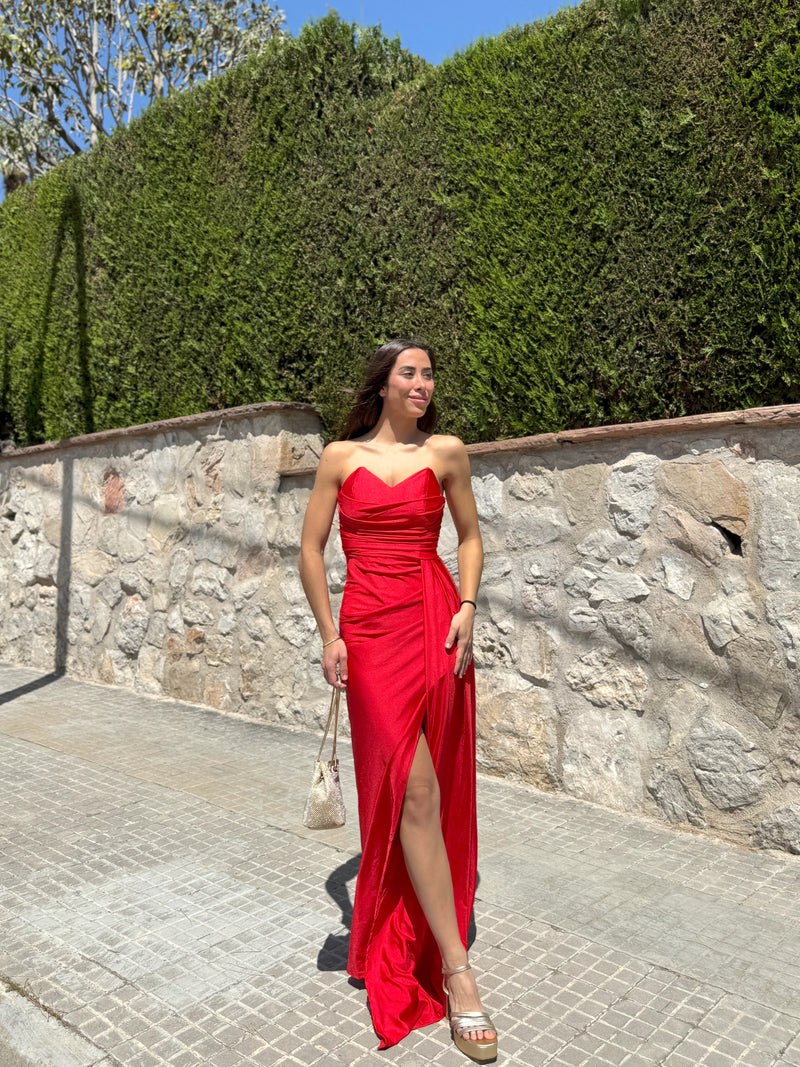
{"left": 316, "top": 686, "right": 340, "bottom": 763}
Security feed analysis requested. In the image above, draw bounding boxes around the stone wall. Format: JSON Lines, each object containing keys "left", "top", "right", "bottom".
{"left": 3, "top": 401, "right": 800, "bottom": 853}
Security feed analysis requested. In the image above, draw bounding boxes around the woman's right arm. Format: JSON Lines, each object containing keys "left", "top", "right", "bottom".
{"left": 298, "top": 444, "right": 349, "bottom": 688}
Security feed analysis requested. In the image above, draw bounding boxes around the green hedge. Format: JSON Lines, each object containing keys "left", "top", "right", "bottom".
{"left": 0, "top": 1, "right": 797, "bottom": 445}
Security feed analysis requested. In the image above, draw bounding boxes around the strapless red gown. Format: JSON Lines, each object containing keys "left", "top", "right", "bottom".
{"left": 337, "top": 466, "right": 478, "bottom": 1050}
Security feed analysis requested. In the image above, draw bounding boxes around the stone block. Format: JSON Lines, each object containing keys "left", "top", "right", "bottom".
{"left": 240, "top": 509, "right": 270, "bottom": 551}
{"left": 566, "top": 606, "right": 599, "bottom": 633}
{"left": 476, "top": 687, "right": 558, "bottom": 788}
{"left": 117, "top": 528, "right": 146, "bottom": 563}
{"left": 182, "top": 600, "right": 216, "bottom": 626}
{"left": 205, "top": 634, "right": 234, "bottom": 667}
{"left": 145, "top": 613, "right": 167, "bottom": 648}
{"left": 607, "top": 452, "right": 659, "bottom": 537}
{"left": 190, "top": 524, "right": 236, "bottom": 567}
{"left": 775, "top": 714, "right": 800, "bottom": 783}
{"left": 249, "top": 438, "right": 280, "bottom": 493}
{"left": 96, "top": 575, "right": 123, "bottom": 608}
{"left": 153, "top": 582, "right": 171, "bottom": 612}
{"left": 656, "top": 612, "right": 725, "bottom": 686}
{"left": 482, "top": 555, "right": 514, "bottom": 583}
{"left": 701, "top": 589, "right": 759, "bottom": 652}
{"left": 659, "top": 459, "right": 748, "bottom": 536}
{"left": 686, "top": 717, "right": 767, "bottom": 809}
{"left": 519, "top": 583, "right": 557, "bottom": 618}
{"left": 588, "top": 566, "right": 650, "bottom": 606}
{"left": 565, "top": 648, "right": 647, "bottom": 712}
{"left": 169, "top": 548, "right": 193, "bottom": 589}
{"left": 505, "top": 506, "right": 566, "bottom": 550}
{"left": 114, "top": 595, "right": 150, "bottom": 656}
{"left": 765, "top": 592, "right": 800, "bottom": 667}
{"left": 506, "top": 468, "right": 554, "bottom": 502}
{"left": 523, "top": 552, "right": 558, "bottom": 585}
{"left": 753, "top": 806, "right": 800, "bottom": 854}
{"left": 472, "top": 473, "right": 504, "bottom": 522}
{"left": 163, "top": 655, "right": 205, "bottom": 704}
{"left": 119, "top": 566, "right": 151, "bottom": 599}
{"left": 72, "top": 550, "right": 115, "bottom": 587}
{"left": 148, "top": 497, "right": 187, "bottom": 548}
{"left": 563, "top": 565, "right": 599, "bottom": 599}
{"left": 90, "top": 598, "right": 112, "bottom": 641}
{"left": 483, "top": 580, "right": 515, "bottom": 634}
{"left": 657, "top": 505, "right": 728, "bottom": 566}
{"left": 661, "top": 552, "right": 695, "bottom": 600}
{"left": 647, "top": 767, "right": 705, "bottom": 827}
{"left": 576, "top": 528, "right": 644, "bottom": 567}
{"left": 237, "top": 546, "right": 272, "bottom": 582}
{"left": 726, "top": 634, "right": 788, "bottom": 727}
{"left": 190, "top": 561, "right": 229, "bottom": 601}
{"left": 102, "top": 471, "right": 125, "bottom": 514}
{"left": 559, "top": 464, "right": 607, "bottom": 525}
{"left": 517, "top": 625, "right": 557, "bottom": 685}
{"left": 473, "top": 621, "right": 515, "bottom": 669}
{"left": 32, "top": 543, "right": 57, "bottom": 585}
{"left": 136, "top": 645, "right": 165, "bottom": 693}
{"left": 601, "top": 604, "right": 654, "bottom": 660}
{"left": 755, "top": 463, "right": 800, "bottom": 589}
{"left": 232, "top": 577, "right": 262, "bottom": 611}
{"left": 96, "top": 515, "right": 119, "bottom": 555}
{"left": 561, "top": 707, "right": 644, "bottom": 810}
{"left": 42, "top": 513, "right": 62, "bottom": 547}
{"left": 242, "top": 605, "right": 276, "bottom": 643}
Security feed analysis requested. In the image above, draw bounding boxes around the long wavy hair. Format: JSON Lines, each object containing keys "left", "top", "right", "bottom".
{"left": 340, "top": 338, "right": 437, "bottom": 440}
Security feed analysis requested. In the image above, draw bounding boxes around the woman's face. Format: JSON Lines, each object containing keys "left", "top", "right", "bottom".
{"left": 380, "top": 348, "right": 434, "bottom": 418}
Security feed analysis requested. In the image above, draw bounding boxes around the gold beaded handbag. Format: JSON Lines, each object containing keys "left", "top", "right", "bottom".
{"left": 302, "top": 687, "right": 346, "bottom": 829}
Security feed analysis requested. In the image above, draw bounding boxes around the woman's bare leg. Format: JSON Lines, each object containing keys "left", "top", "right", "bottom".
{"left": 399, "top": 733, "right": 495, "bottom": 1042}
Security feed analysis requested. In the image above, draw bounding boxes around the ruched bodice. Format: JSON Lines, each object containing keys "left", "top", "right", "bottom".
{"left": 336, "top": 464, "right": 477, "bottom": 1050}
{"left": 338, "top": 466, "right": 444, "bottom": 559}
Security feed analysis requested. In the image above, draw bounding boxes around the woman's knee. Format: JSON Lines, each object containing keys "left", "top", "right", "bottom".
{"left": 403, "top": 773, "right": 441, "bottom": 825}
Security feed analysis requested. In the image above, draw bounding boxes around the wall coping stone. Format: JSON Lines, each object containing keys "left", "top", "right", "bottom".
{"left": 280, "top": 402, "right": 800, "bottom": 477}
{"left": 0, "top": 401, "right": 321, "bottom": 463}
{"left": 3, "top": 398, "right": 797, "bottom": 471}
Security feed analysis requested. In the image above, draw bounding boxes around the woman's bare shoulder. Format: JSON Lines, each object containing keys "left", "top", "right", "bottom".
{"left": 316, "top": 440, "right": 360, "bottom": 481}
{"left": 320, "top": 440, "right": 356, "bottom": 462}
{"left": 426, "top": 434, "right": 468, "bottom": 463}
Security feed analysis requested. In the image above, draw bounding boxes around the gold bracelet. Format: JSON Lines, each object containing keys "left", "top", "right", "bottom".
{"left": 322, "top": 636, "right": 341, "bottom": 649}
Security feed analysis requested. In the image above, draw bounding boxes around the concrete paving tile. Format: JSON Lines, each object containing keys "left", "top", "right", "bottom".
{"left": 2, "top": 663, "right": 800, "bottom": 1067}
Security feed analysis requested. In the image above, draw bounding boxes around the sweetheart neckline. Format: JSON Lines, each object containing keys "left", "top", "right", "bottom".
{"left": 341, "top": 466, "right": 441, "bottom": 491}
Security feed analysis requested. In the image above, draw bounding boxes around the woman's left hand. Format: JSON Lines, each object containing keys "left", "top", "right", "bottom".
{"left": 445, "top": 604, "right": 476, "bottom": 678}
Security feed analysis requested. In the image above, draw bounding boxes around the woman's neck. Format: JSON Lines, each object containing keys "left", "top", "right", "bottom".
{"left": 364, "top": 413, "right": 426, "bottom": 448}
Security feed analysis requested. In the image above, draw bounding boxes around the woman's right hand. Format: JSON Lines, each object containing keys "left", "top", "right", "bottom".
{"left": 322, "top": 637, "right": 348, "bottom": 689}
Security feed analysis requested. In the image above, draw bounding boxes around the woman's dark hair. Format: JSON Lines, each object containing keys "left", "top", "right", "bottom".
{"left": 339, "top": 338, "right": 437, "bottom": 440}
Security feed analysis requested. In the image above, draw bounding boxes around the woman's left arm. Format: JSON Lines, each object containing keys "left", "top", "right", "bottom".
{"left": 442, "top": 440, "right": 483, "bottom": 678}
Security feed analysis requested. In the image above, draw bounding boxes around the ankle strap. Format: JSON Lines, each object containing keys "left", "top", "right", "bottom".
{"left": 442, "top": 963, "right": 472, "bottom": 977}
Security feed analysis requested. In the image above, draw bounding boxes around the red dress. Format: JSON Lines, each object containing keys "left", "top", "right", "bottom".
{"left": 337, "top": 466, "right": 478, "bottom": 1050}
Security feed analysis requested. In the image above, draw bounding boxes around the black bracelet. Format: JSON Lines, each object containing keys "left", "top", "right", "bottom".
{"left": 460, "top": 599, "right": 477, "bottom": 610}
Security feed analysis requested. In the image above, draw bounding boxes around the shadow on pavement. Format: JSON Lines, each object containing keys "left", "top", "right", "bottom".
{"left": 318, "top": 853, "right": 361, "bottom": 972}
{"left": 0, "top": 669, "right": 66, "bottom": 707}
{"left": 316, "top": 854, "right": 481, "bottom": 972}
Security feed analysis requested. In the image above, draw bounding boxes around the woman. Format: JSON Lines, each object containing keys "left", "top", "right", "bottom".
{"left": 298, "top": 338, "right": 496, "bottom": 1061}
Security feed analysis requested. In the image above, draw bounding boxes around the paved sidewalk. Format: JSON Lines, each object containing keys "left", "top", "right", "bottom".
{"left": 0, "top": 664, "right": 799, "bottom": 1067}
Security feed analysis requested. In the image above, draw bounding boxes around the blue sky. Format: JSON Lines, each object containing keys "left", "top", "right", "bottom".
{"left": 280, "top": 1, "right": 581, "bottom": 64}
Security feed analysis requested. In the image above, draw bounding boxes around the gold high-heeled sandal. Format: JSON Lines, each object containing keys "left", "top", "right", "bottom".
{"left": 442, "top": 963, "right": 498, "bottom": 1064}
